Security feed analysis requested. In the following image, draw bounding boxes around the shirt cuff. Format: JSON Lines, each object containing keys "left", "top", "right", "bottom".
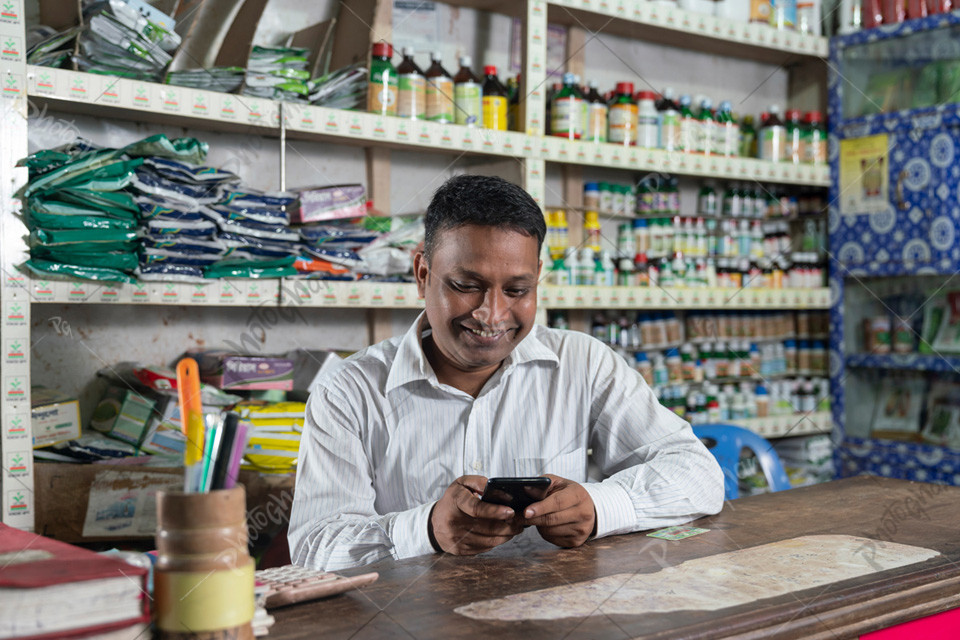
{"left": 389, "top": 502, "right": 437, "bottom": 560}
{"left": 582, "top": 480, "right": 637, "bottom": 538}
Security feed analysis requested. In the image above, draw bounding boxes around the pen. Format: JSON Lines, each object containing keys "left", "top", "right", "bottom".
{"left": 176, "top": 357, "right": 204, "bottom": 492}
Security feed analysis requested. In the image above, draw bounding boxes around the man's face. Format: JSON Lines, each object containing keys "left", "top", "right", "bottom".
{"left": 414, "top": 224, "right": 541, "bottom": 377}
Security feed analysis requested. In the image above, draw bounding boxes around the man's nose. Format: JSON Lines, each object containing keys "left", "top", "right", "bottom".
{"left": 472, "top": 289, "right": 508, "bottom": 325}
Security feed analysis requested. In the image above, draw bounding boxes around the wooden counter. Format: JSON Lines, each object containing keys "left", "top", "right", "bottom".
{"left": 270, "top": 476, "right": 960, "bottom": 639}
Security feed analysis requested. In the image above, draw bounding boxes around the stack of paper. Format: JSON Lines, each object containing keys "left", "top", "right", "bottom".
{"left": 240, "top": 401, "right": 306, "bottom": 474}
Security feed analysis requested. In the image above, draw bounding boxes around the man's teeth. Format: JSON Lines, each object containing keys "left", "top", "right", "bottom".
{"left": 469, "top": 328, "right": 502, "bottom": 338}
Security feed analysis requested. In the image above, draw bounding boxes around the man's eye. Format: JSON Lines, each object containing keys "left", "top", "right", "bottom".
{"left": 452, "top": 282, "right": 479, "bottom": 292}
{"left": 506, "top": 288, "right": 529, "bottom": 297}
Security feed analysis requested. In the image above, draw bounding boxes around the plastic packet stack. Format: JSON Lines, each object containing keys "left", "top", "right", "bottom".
{"left": 308, "top": 63, "right": 367, "bottom": 109}
{"left": 132, "top": 154, "right": 239, "bottom": 282}
{"left": 241, "top": 46, "right": 311, "bottom": 102}
{"left": 18, "top": 139, "right": 144, "bottom": 283}
{"left": 165, "top": 67, "right": 246, "bottom": 93}
{"left": 75, "top": 0, "right": 180, "bottom": 81}
{"left": 200, "top": 187, "right": 300, "bottom": 279}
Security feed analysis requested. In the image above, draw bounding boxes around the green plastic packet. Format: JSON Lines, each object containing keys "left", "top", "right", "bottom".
{"left": 122, "top": 134, "right": 208, "bottom": 164}
{"left": 19, "top": 148, "right": 120, "bottom": 197}
{"left": 204, "top": 255, "right": 297, "bottom": 279}
{"left": 30, "top": 228, "right": 139, "bottom": 247}
{"left": 52, "top": 188, "right": 140, "bottom": 218}
{"left": 16, "top": 150, "right": 75, "bottom": 178}
{"left": 23, "top": 258, "right": 137, "bottom": 283}
{"left": 24, "top": 207, "right": 137, "bottom": 231}
{"left": 28, "top": 194, "right": 138, "bottom": 223}
{"left": 41, "top": 158, "right": 144, "bottom": 193}
{"left": 913, "top": 63, "right": 940, "bottom": 111}
{"left": 31, "top": 247, "right": 139, "bottom": 271}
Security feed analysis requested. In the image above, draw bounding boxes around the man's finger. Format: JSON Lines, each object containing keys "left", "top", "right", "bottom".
{"left": 523, "top": 507, "right": 579, "bottom": 528}
{"left": 524, "top": 488, "right": 578, "bottom": 519}
{"left": 456, "top": 490, "right": 514, "bottom": 520}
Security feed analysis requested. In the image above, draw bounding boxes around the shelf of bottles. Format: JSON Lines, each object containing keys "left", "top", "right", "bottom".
{"left": 549, "top": 309, "right": 831, "bottom": 430}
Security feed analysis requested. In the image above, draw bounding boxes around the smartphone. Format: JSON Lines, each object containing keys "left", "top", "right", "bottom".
{"left": 480, "top": 477, "right": 551, "bottom": 512}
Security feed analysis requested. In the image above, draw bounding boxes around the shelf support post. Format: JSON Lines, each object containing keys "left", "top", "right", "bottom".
{"left": 0, "top": 1, "right": 34, "bottom": 529}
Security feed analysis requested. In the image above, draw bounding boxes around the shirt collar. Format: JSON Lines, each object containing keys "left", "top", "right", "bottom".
{"left": 385, "top": 313, "right": 559, "bottom": 394}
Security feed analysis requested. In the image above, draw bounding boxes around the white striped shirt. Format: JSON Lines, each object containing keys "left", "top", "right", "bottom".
{"left": 289, "top": 314, "right": 724, "bottom": 571}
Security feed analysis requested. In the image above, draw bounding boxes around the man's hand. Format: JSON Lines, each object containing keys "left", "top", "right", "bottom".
{"left": 521, "top": 474, "right": 596, "bottom": 548}
{"left": 429, "top": 475, "right": 523, "bottom": 555}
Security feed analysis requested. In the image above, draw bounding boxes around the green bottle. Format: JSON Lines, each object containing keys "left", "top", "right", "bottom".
{"left": 367, "top": 42, "right": 398, "bottom": 116}
{"left": 678, "top": 94, "right": 697, "bottom": 153}
{"left": 696, "top": 98, "right": 715, "bottom": 155}
{"left": 740, "top": 115, "right": 757, "bottom": 158}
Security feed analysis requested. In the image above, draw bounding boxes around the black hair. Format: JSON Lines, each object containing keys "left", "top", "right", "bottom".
{"left": 423, "top": 174, "right": 545, "bottom": 261}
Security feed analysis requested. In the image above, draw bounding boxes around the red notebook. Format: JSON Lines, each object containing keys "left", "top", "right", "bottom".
{"left": 0, "top": 523, "right": 150, "bottom": 640}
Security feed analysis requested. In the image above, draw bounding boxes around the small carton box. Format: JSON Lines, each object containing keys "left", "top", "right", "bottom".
{"left": 193, "top": 350, "right": 295, "bottom": 390}
{"left": 31, "top": 386, "right": 82, "bottom": 448}
{"left": 294, "top": 184, "right": 366, "bottom": 224}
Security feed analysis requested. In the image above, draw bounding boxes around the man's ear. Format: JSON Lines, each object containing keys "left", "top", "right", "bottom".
{"left": 414, "top": 251, "right": 428, "bottom": 299}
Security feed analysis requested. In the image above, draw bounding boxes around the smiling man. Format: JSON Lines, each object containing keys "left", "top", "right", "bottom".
{"left": 289, "top": 174, "right": 724, "bottom": 571}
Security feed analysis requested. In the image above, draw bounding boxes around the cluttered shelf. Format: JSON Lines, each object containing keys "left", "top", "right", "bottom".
{"left": 25, "top": 67, "right": 829, "bottom": 187}
{"left": 15, "top": 278, "right": 832, "bottom": 309}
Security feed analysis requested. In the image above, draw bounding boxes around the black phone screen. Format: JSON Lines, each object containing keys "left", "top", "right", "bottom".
{"left": 480, "top": 477, "right": 551, "bottom": 512}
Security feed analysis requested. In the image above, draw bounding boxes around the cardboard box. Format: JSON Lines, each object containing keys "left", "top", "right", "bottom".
{"left": 34, "top": 462, "right": 295, "bottom": 543}
{"left": 31, "top": 387, "right": 82, "bottom": 449}
{"left": 295, "top": 184, "right": 366, "bottom": 224}
{"left": 193, "top": 351, "right": 294, "bottom": 391}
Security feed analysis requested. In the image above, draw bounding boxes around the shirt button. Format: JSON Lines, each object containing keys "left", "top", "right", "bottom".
{"left": 472, "top": 460, "right": 483, "bottom": 471}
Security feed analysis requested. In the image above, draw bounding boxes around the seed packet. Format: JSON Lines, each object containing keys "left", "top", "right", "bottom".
{"left": 203, "top": 256, "right": 298, "bottom": 279}
{"left": 24, "top": 258, "right": 137, "bottom": 283}
{"left": 19, "top": 148, "right": 120, "bottom": 197}
{"left": 122, "top": 134, "right": 208, "bottom": 164}
{"left": 143, "top": 157, "right": 240, "bottom": 185}
{"left": 131, "top": 169, "right": 222, "bottom": 206}
{"left": 24, "top": 206, "right": 136, "bottom": 231}
{"left": 30, "top": 228, "right": 139, "bottom": 247}
{"left": 301, "top": 245, "right": 364, "bottom": 269}
{"left": 207, "top": 202, "right": 289, "bottom": 225}
{"left": 218, "top": 232, "right": 300, "bottom": 258}
{"left": 220, "top": 186, "right": 297, "bottom": 209}
{"left": 299, "top": 225, "right": 379, "bottom": 246}
{"left": 144, "top": 218, "right": 218, "bottom": 237}
{"left": 52, "top": 188, "right": 140, "bottom": 218}
{"left": 140, "top": 249, "right": 222, "bottom": 267}
{"left": 142, "top": 234, "right": 226, "bottom": 255}
{"left": 31, "top": 246, "right": 139, "bottom": 271}
{"left": 135, "top": 263, "right": 206, "bottom": 282}
{"left": 202, "top": 208, "right": 299, "bottom": 242}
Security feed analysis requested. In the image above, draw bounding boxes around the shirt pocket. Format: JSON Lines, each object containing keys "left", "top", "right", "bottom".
{"left": 514, "top": 447, "right": 587, "bottom": 482}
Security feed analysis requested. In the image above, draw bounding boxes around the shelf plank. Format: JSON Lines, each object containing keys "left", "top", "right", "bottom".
{"left": 547, "top": 0, "right": 828, "bottom": 61}
{"left": 24, "top": 279, "right": 830, "bottom": 309}
{"left": 735, "top": 410, "right": 833, "bottom": 439}
{"left": 26, "top": 67, "right": 828, "bottom": 187}
{"left": 845, "top": 353, "right": 960, "bottom": 373}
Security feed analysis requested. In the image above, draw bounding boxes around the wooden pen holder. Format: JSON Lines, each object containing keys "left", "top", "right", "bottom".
{"left": 154, "top": 486, "right": 255, "bottom": 640}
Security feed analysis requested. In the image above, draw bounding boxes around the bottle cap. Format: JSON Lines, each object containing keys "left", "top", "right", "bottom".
{"left": 768, "top": 104, "right": 781, "bottom": 113}
{"left": 584, "top": 182, "right": 600, "bottom": 191}
{"left": 804, "top": 110, "right": 823, "bottom": 123}
{"left": 402, "top": 46, "right": 415, "bottom": 56}
{"left": 615, "top": 81, "right": 635, "bottom": 95}
{"left": 484, "top": 65, "right": 498, "bottom": 76}
{"left": 563, "top": 72, "right": 577, "bottom": 85}
{"left": 588, "top": 79, "right": 600, "bottom": 88}
{"left": 679, "top": 94, "right": 691, "bottom": 105}
{"left": 459, "top": 55, "right": 472, "bottom": 67}
{"left": 701, "top": 97, "right": 713, "bottom": 109}
{"left": 662, "top": 87, "right": 675, "bottom": 98}
{"left": 637, "top": 90, "right": 657, "bottom": 101}
{"left": 786, "top": 108, "right": 802, "bottom": 120}
{"left": 719, "top": 100, "right": 732, "bottom": 111}
{"left": 372, "top": 42, "right": 393, "bottom": 58}
{"left": 432, "top": 50, "right": 442, "bottom": 60}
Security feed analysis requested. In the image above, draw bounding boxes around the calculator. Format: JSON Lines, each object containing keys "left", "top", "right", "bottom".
{"left": 255, "top": 565, "right": 379, "bottom": 609}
